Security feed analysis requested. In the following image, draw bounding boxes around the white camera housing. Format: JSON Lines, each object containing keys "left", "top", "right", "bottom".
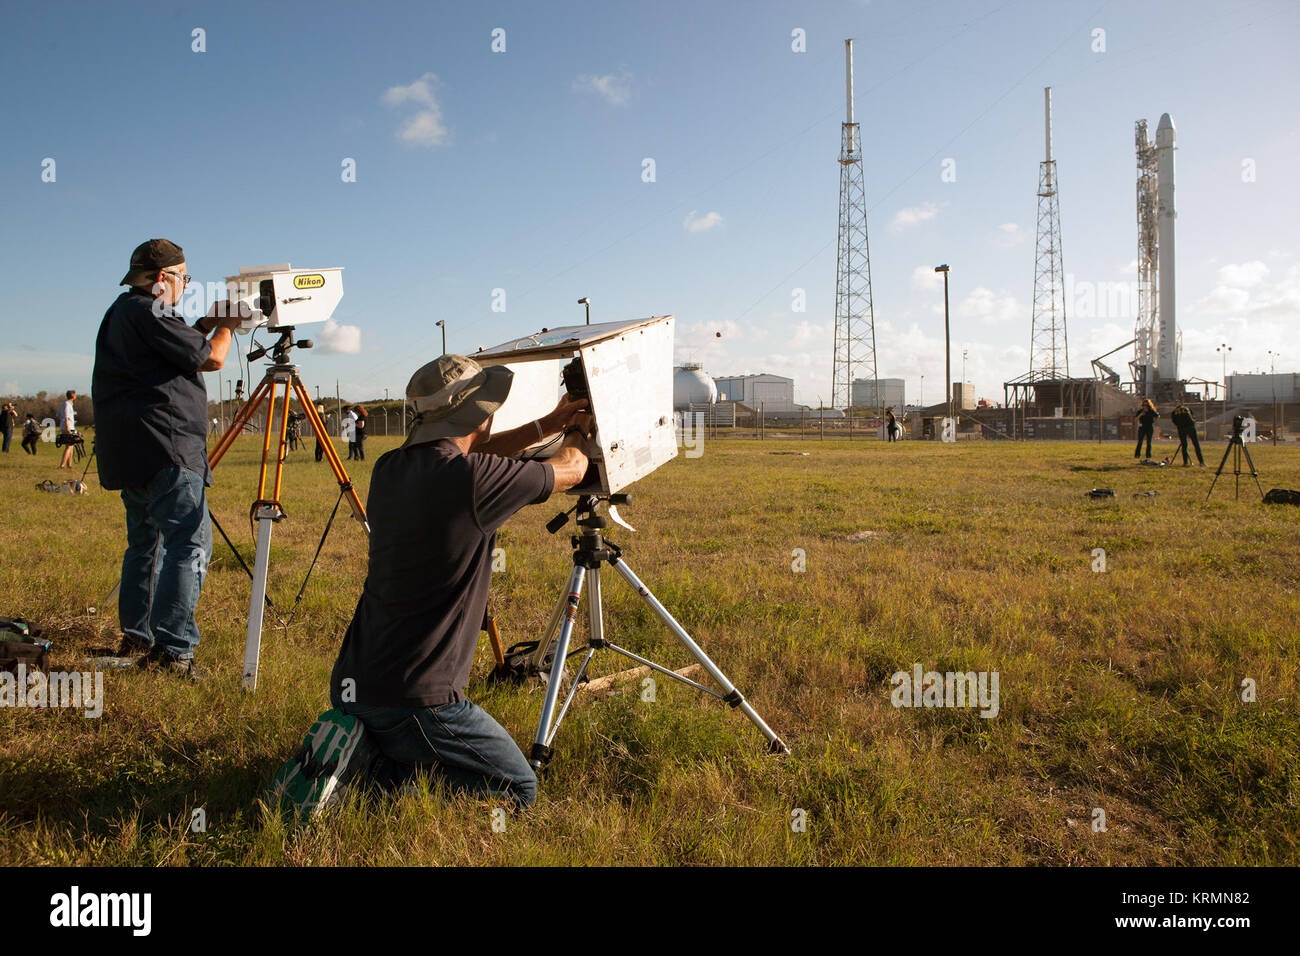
{"left": 224, "top": 264, "right": 344, "bottom": 332}
{"left": 475, "top": 315, "right": 678, "bottom": 495}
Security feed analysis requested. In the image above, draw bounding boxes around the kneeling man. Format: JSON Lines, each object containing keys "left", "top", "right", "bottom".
{"left": 275, "top": 354, "right": 590, "bottom": 815}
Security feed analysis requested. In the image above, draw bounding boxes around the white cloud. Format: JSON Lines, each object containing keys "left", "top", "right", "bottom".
{"left": 994, "top": 223, "right": 1026, "bottom": 248}
{"left": 383, "top": 73, "right": 439, "bottom": 108}
{"left": 573, "top": 71, "right": 633, "bottom": 106}
{"left": 316, "top": 319, "right": 363, "bottom": 354}
{"left": 683, "top": 210, "right": 723, "bottom": 233}
{"left": 956, "top": 287, "right": 1027, "bottom": 326}
{"left": 911, "top": 265, "right": 944, "bottom": 292}
{"left": 382, "top": 73, "right": 449, "bottom": 148}
{"left": 890, "top": 201, "right": 939, "bottom": 233}
{"left": 1216, "top": 260, "right": 1268, "bottom": 289}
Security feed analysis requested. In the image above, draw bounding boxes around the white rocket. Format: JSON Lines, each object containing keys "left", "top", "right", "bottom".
{"left": 1156, "top": 113, "right": 1177, "bottom": 381}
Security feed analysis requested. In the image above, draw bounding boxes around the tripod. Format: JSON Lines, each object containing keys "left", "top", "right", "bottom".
{"left": 208, "top": 328, "right": 369, "bottom": 690}
{"left": 526, "top": 494, "right": 789, "bottom": 772}
{"left": 1205, "top": 423, "right": 1263, "bottom": 502}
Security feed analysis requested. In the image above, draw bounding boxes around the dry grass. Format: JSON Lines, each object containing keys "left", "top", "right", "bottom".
{"left": 1, "top": 431, "right": 1297, "bottom": 865}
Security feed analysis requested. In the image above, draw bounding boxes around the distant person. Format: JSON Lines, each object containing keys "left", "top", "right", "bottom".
{"left": 92, "top": 238, "right": 242, "bottom": 679}
{"left": 345, "top": 405, "right": 359, "bottom": 460}
{"left": 286, "top": 409, "right": 305, "bottom": 452}
{"left": 314, "top": 404, "right": 328, "bottom": 462}
{"left": 21, "top": 413, "right": 40, "bottom": 455}
{"left": 0, "top": 401, "right": 15, "bottom": 453}
{"left": 353, "top": 405, "right": 367, "bottom": 460}
{"left": 1134, "top": 398, "right": 1158, "bottom": 460}
{"left": 1170, "top": 403, "right": 1204, "bottom": 466}
{"left": 57, "top": 390, "right": 78, "bottom": 469}
{"left": 885, "top": 408, "right": 898, "bottom": 443}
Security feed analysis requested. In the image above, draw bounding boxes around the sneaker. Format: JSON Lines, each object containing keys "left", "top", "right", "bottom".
{"left": 137, "top": 646, "right": 207, "bottom": 681}
{"left": 269, "top": 710, "right": 375, "bottom": 820}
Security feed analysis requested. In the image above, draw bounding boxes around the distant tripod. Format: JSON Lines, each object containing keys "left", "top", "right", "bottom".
{"left": 1206, "top": 416, "right": 1263, "bottom": 502}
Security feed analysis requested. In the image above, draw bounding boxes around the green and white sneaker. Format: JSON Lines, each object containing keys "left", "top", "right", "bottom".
{"left": 270, "top": 709, "right": 374, "bottom": 820}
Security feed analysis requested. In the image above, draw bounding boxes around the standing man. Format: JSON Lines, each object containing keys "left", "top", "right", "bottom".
{"left": 57, "top": 390, "right": 78, "bottom": 469}
{"left": 92, "top": 239, "right": 243, "bottom": 678}
{"left": 314, "top": 404, "right": 328, "bottom": 462}
{"left": 1134, "top": 399, "right": 1158, "bottom": 461}
{"left": 273, "top": 354, "right": 592, "bottom": 815}
{"left": 0, "top": 401, "right": 15, "bottom": 453}
{"left": 21, "top": 413, "right": 40, "bottom": 455}
{"left": 1170, "top": 402, "right": 1204, "bottom": 466}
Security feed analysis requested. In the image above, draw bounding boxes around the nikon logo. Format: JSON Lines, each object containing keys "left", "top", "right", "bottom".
{"left": 293, "top": 273, "right": 325, "bottom": 290}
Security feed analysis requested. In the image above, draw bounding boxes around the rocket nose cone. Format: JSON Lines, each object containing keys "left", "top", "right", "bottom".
{"left": 1157, "top": 113, "right": 1175, "bottom": 131}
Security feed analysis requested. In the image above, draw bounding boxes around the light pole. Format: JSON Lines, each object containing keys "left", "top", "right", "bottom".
{"left": 436, "top": 320, "right": 446, "bottom": 355}
{"left": 1217, "top": 342, "right": 1232, "bottom": 401}
{"left": 935, "top": 265, "right": 952, "bottom": 422}
{"left": 578, "top": 296, "right": 591, "bottom": 325}
{"left": 962, "top": 348, "right": 968, "bottom": 406}
{"left": 920, "top": 375, "right": 924, "bottom": 408}
{"left": 384, "top": 387, "right": 390, "bottom": 436}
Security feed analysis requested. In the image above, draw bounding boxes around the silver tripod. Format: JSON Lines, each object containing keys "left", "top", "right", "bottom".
{"left": 526, "top": 495, "right": 789, "bottom": 771}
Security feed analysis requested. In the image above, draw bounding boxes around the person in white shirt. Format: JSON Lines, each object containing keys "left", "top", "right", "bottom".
{"left": 58, "top": 389, "right": 78, "bottom": 470}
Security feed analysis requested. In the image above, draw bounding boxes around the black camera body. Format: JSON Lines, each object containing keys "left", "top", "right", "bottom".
{"left": 561, "top": 357, "right": 589, "bottom": 400}
{"left": 1232, "top": 414, "right": 1245, "bottom": 438}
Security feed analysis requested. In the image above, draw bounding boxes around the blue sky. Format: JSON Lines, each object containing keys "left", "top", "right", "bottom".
{"left": 2, "top": 0, "right": 1296, "bottom": 407}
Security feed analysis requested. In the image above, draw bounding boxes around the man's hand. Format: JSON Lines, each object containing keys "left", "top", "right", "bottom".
{"left": 198, "top": 299, "right": 247, "bottom": 334}
{"left": 541, "top": 393, "right": 591, "bottom": 436}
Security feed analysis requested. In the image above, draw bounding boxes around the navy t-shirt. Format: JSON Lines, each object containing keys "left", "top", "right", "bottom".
{"left": 331, "top": 439, "right": 555, "bottom": 708}
{"left": 91, "top": 289, "right": 213, "bottom": 490}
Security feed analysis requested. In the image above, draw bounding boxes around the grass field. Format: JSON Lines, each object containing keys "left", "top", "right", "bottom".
{"left": 2, "top": 431, "right": 1298, "bottom": 866}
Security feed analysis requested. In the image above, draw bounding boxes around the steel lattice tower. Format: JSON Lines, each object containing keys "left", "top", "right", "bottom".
{"left": 1028, "top": 87, "right": 1068, "bottom": 380}
{"left": 831, "top": 38, "right": 877, "bottom": 413}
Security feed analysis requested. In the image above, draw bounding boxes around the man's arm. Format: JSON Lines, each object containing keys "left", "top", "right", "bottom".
{"left": 476, "top": 393, "right": 590, "bottom": 458}
{"left": 548, "top": 429, "right": 591, "bottom": 494}
{"left": 197, "top": 301, "right": 244, "bottom": 372}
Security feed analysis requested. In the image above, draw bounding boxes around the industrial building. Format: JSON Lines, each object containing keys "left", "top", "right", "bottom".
{"left": 712, "top": 373, "right": 797, "bottom": 412}
{"left": 851, "top": 377, "right": 905, "bottom": 410}
{"left": 1226, "top": 373, "right": 1299, "bottom": 404}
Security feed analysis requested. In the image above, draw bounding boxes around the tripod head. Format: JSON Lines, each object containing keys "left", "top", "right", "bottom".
{"left": 247, "top": 326, "right": 314, "bottom": 365}
{"left": 547, "top": 493, "right": 630, "bottom": 534}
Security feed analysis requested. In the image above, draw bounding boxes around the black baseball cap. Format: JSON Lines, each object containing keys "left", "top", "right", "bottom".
{"left": 120, "top": 238, "right": 185, "bottom": 286}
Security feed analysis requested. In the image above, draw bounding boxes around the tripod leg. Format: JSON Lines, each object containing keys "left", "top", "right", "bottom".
{"left": 1241, "top": 442, "right": 1264, "bottom": 499}
{"left": 530, "top": 585, "right": 570, "bottom": 671}
{"left": 608, "top": 558, "right": 789, "bottom": 755}
{"left": 529, "top": 564, "right": 587, "bottom": 771}
{"left": 1205, "top": 438, "right": 1235, "bottom": 501}
{"left": 242, "top": 504, "right": 279, "bottom": 691}
{"left": 544, "top": 567, "right": 606, "bottom": 739}
{"left": 209, "top": 381, "right": 269, "bottom": 468}
{"left": 293, "top": 377, "right": 369, "bottom": 532}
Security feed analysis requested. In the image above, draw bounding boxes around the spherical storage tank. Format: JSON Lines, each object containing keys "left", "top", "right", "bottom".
{"left": 673, "top": 364, "right": 717, "bottom": 410}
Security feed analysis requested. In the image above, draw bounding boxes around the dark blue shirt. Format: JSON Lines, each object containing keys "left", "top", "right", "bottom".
{"left": 331, "top": 440, "right": 554, "bottom": 707}
{"left": 92, "top": 288, "right": 213, "bottom": 490}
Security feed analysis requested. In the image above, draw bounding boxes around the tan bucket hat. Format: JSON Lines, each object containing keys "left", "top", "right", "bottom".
{"left": 403, "top": 354, "right": 513, "bottom": 446}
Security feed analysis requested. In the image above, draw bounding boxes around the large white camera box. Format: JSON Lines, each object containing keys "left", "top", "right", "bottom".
{"left": 224, "top": 264, "right": 344, "bottom": 331}
{"left": 475, "top": 315, "right": 678, "bottom": 495}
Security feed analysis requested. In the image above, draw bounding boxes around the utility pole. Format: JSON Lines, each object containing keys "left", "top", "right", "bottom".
{"left": 935, "top": 264, "right": 952, "bottom": 422}
{"left": 578, "top": 297, "right": 591, "bottom": 325}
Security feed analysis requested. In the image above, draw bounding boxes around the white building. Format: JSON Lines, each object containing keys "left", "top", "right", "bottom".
{"left": 851, "top": 377, "right": 906, "bottom": 409}
{"left": 1226, "top": 373, "right": 1299, "bottom": 404}
{"left": 712, "top": 373, "right": 796, "bottom": 411}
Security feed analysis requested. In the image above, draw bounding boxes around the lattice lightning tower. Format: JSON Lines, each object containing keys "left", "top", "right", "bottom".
{"left": 831, "top": 38, "right": 878, "bottom": 413}
{"left": 1028, "top": 87, "right": 1068, "bottom": 379}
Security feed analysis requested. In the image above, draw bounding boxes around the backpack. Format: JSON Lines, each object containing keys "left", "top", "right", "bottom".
{"left": 1, "top": 618, "right": 51, "bottom": 674}
{"left": 1263, "top": 488, "right": 1300, "bottom": 506}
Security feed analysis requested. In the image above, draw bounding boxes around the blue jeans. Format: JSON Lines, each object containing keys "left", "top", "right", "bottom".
{"left": 333, "top": 696, "right": 538, "bottom": 808}
{"left": 119, "top": 465, "right": 212, "bottom": 658}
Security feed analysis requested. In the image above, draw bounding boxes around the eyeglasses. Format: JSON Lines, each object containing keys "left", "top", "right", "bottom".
{"left": 163, "top": 270, "right": 193, "bottom": 287}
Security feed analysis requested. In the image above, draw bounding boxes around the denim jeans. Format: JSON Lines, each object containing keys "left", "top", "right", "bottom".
{"left": 119, "top": 464, "right": 212, "bottom": 658}
{"left": 332, "top": 696, "right": 538, "bottom": 808}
